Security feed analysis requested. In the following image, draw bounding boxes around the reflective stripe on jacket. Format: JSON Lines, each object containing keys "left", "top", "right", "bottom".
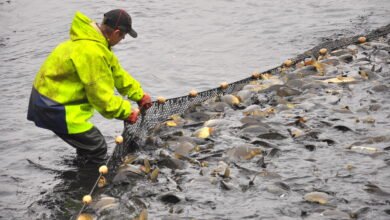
{"left": 27, "top": 11, "right": 144, "bottom": 134}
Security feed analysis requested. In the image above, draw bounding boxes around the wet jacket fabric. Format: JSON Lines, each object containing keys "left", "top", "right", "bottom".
{"left": 27, "top": 11, "right": 144, "bottom": 134}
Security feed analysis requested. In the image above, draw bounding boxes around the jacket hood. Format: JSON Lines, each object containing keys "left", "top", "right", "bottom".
{"left": 70, "top": 11, "right": 108, "bottom": 46}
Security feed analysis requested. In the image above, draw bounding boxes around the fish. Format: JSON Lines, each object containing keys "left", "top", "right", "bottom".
{"left": 236, "top": 89, "right": 253, "bottom": 103}
{"left": 320, "top": 58, "right": 340, "bottom": 66}
{"left": 285, "top": 79, "right": 306, "bottom": 89}
{"left": 122, "top": 154, "right": 138, "bottom": 165}
{"left": 211, "top": 161, "right": 229, "bottom": 176}
{"left": 97, "top": 176, "right": 107, "bottom": 188}
{"left": 223, "top": 166, "right": 230, "bottom": 178}
{"left": 330, "top": 48, "right": 355, "bottom": 57}
{"left": 183, "top": 111, "right": 211, "bottom": 122}
{"left": 338, "top": 54, "right": 354, "bottom": 63}
{"left": 287, "top": 127, "right": 305, "bottom": 138}
{"left": 363, "top": 183, "right": 390, "bottom": 197}
{"left": 150, "top": 168, "right": 159, "bottom": 182}
{"left": 358, "top": 66, "right": 379, "bottom": 80}
{"left": 226, "top": 145, "right": 263, "bottom": 161}
{"left": 220, "top": 180, "right": 237, "bottom": 191}
{"left": 276, "top": 86, "right": 301, "bottom": 97}
{"left": 158, "top": 192, "right": 183, "bottom": 204}
{"left": 266, "top": 182, "right": 290, "bottom": 196}
{"left": 209, "top": 101, "right": 231, "bottom": 112}
{"left": 204, "top": 119, "right": 230, "bottom": 128}
{"left": 243, "top": 107, "right": 276, "bottom": 118}
{"left": 91, "top": 195, "right": 119, "bottom": 214}
{"left": 136, "top": 209, "right": 148, "bottom": 220}
{"left": 157, "top": 157, "right": 187, "bottom": 170}
{"left": 113, "top": 164, "right": 145, "bottom": 184}
{"left": 323, "top": 76, "right": 356, "bottom": 84}
{"left": 193, "top": 127, "right": 213, "bottom": 139}
{"left": 303, "top": 191, "right": 330, "bottom": 204}
{"left": 221, "top": 94, "right": 240, "bottom": 106}
{"left": 320, "top": 209, "right": 351, "bottom": 220}
{"left": 371, "top": 84, "right": 389, "bottom": 92}
{"left": 168, "top": 140, "right": 195, "bottom": 156}
{"left": 242, "top": 105, "right": 262, "bottom": 116}
{"left": 165, "top": 120, "right": 178, "bottom": 127}
{"left": 143, "top": 159, "right": 151, "bottom": 174}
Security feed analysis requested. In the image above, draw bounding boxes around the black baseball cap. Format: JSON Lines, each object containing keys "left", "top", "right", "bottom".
{"left": 103, "top": 9, "right": 138, "bottom": 38}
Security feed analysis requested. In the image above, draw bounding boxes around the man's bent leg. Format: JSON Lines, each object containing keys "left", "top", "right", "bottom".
{"left": 55, "top": 127, "right": 108, "bottom": 164}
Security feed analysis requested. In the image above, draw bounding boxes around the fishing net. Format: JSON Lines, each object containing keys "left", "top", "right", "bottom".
{"left": 112, "top": 24, "right": 390, "bottom": 163}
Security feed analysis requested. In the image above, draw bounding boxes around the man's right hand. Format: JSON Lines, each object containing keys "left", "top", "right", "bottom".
{"left": 126, "top": 108, "right": 140, "bottom": 124}
{"left": 138, "top": 93, "right": 152, "bottom": 110}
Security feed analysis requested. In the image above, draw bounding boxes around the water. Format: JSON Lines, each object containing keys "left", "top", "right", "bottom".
{"left": 0, "top": 0, "right": 389, "bottom": 219}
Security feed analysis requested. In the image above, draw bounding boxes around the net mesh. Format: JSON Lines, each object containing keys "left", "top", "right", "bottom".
{"left": 112, "top": 24, "right": 390, "bottom": 163}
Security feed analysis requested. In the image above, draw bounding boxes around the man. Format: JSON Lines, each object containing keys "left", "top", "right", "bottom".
{"left": 27, "top": 9, "right": 152, "bottom": 164}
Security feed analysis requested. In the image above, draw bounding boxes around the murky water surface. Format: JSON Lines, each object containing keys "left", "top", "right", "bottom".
{"left": 0, "top": 0, "right": 389, "bottom": 219}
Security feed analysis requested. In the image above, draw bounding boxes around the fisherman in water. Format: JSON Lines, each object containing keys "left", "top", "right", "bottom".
{"left": 27, "top": 9, "right": 152, "bottom": 165}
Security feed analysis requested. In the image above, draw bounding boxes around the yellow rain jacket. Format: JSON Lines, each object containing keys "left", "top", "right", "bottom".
{"left": 27, "top": 11, "right": 144, "bottom": 134}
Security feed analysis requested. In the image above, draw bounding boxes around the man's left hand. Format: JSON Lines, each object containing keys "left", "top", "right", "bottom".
{"left": 138, "top": 93, "right": 152, "bottom": 110}
{"left": 126, "top": 108, "right": 140, "bottom": 124}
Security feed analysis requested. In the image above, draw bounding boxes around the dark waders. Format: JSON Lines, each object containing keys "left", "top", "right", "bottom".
{"left": 55, "top": 126, "right": 108, "bottom": 165}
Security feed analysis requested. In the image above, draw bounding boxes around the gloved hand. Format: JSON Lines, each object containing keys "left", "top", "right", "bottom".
{"left": 137, "top": 93, "right": 152, "bottom": 110}
{"left": 126, "top": 108, "right": 140, "bottom": 124}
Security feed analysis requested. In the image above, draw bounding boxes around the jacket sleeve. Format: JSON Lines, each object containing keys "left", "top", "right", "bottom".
{"left": 72, "top": 48, "right": 132, "bottom": 120}
{"left": 111, "top": 54, "right": 144, "bottom": 102}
